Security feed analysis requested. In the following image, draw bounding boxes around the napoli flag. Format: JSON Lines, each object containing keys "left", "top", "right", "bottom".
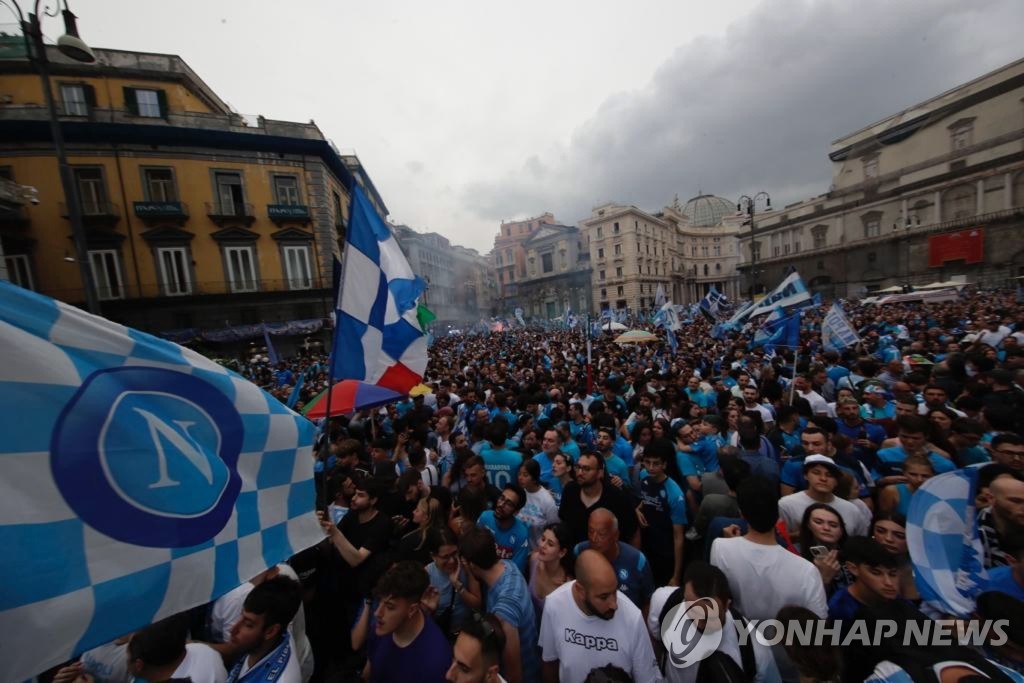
{"left": 333, "top": 185, "right": 427, "bottom": 394}
{"left": 0, "top": 282, "right": 322, "bottom": 683}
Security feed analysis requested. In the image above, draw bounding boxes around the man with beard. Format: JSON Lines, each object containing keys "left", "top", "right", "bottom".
{"left": 538, "top": 550, "right": 658, "bottom": 683}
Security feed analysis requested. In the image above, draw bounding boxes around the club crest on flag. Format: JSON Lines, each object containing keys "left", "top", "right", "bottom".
{"left": 52, "top": 366, "right": 243, "bottom": 547}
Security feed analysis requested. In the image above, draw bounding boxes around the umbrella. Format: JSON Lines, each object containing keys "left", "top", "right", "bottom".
{"left": 409, "top": 383, "right": 433, "bottom": 397}
{"left": 601, "top": 321, "right": 627, "bottom": 331}
{"left": 304, "top": 380, "right": 404, "bottom": 419}
{"left": 614, "top": 330, "right": 659, "bottom": 344}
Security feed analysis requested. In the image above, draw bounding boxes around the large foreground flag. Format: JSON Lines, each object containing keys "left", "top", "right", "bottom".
{"left": 334, "top": 185, "right": 428, "bottom": 394}
{"left": 698, "top": 286, "right": 728, "bottom": 321}
{"left": 907, "top": 466, "right": 987, "bottom": 617}
{"left": 742, "top": 271, "right": 812, "bottom": 321}
{"left": 822, "top": 302, "right": 860, "bottom": 352}
{"left": 0, "top": 282, "right": 321, "bottom": 683}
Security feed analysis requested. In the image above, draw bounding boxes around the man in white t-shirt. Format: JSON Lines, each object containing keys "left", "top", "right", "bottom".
{"left": 539, "top": 549, "right": 659, "bottom": 683}
{"left": 127, "top": 613, "right": 226, "bottom": 683}
{"left": 210, "top": 563, "right": 313, "bottom": 682}
{"left": 710, "top": 477, "right": 828, "bottom": 622}
{"left": 226, "top": 576, "right": 305, "bottom": 683}
{"left": 777, "top": 455, "right": 869, "bottom": 536}
{"left": 792, "top": 375, "right": 829, "bottom": 416}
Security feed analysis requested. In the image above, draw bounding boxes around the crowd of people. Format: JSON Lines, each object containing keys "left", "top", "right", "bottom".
{"left": 52, "top": 288, "right": 1024, "bottom": 683}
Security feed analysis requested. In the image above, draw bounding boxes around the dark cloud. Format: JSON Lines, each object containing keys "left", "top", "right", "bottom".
{"left": 461, "top": 0, "right": 1024, "bottom": 225}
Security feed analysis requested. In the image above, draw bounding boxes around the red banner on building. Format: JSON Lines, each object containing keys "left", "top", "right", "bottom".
{"left": 928, "top": 228, "right": 984, "bottom": 268}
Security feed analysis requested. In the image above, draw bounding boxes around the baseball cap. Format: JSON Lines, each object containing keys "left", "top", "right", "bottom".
{"left": 802, "top": 454, "right": 842, "bottom": 477}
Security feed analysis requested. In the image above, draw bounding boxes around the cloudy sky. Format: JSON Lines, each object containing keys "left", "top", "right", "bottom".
{"left": 71, "top": 0, "right": 1024, "bottom": 253}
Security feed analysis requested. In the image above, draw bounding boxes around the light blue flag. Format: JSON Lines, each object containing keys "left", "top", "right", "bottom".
{"left": 751, "top": 307, "right": 801, "bottom": 350}
{"left": 654, "top": 283, "right": 667, "bottom": 309}
{"left": 262, "top": 323, "right": 279, "bottom": 366}
{"left": 822, "top": 302, "right": 860, "bottom": 352}
{"left": 286, "top": 370, "right": 305, "bottom": 409}
{"left": 907, "top": 465, "right": 987, "bottom": 617}
{"left": 743, "top": 271, "right": 812, "bottom": 320}
{"left": 0, "top": 282, "right": 322, "bottom": 683}
{"left": 666, "top": 327, "right": 679, "bottom": 356}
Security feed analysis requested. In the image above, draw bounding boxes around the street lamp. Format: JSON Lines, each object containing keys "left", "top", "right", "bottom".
{"left": 737, "top": 192, "right": 771, "bottom": 299}
{"left": 6, "top": 0, "right": 99, "bottom": 313}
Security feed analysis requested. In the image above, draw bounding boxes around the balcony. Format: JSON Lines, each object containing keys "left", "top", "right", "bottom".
{"left": 206, "top": 201, "right": 256, "bottom": 227}
{"left": 133, "top": 201, "right": 189, "bottom": 224}
{"left": 267, "top": 204, "right": 311, "bottom": 224}
{"left": 0, "top": 205, "right": 30, "bottom": 232}
{"left": 60, "top": 200, "right": 120, "bottom": 228}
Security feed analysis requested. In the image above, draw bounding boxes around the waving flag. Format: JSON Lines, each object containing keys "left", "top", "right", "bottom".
{"left": 334, "top": 185, "right": 428, "bottom": 394}
{"left": 698, "top": 286, "right": 728, "bottom": 321}
{"left": 262, "top": 323, "right": 279, "bottom": 365}
{"left": 0, "top": 282, "right": 321, "bottom": 683}
{"left": 750, "top": 307, "right": 801, "bottom": 350}
{"left": 822, "top": 302, "right": 860, "bottom": 352}
{"left": 743, "top": 271, "right": 811, "bottom": 320}
{"left": 907, "top": 466, "right": 987, "bottom": 617}
{"left": 514, "top": 307, "right": 526, "bottom": 327}
{"left": 654, "top": 283, "right": 667, "bottom": 309}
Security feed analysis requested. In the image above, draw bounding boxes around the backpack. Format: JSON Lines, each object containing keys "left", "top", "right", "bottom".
{"left": 657, "top": 588, "right": 756, "bottom": 681}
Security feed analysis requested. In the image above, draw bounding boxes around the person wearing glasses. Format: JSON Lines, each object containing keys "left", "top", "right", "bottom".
{"left": 477, "top": 484, "right": 531, "bottom": 574}
{"left": 991, "top": 433, "right": 1024, "bottom": 473}
{"left": 446, "top": 613, "right": 507, "bottom": 683}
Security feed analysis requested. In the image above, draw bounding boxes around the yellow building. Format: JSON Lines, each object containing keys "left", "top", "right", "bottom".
{"left": 0, "top": 45, "right": 387, "bottom": 341}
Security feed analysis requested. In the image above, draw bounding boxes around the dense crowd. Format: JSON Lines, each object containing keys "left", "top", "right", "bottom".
{"left": 53, "top": 288, "right": 1024, "bottom": 683}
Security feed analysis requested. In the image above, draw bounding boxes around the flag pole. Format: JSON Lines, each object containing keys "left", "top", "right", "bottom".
{"left": 789, "top": 347, "right": 799, "bottom": 405}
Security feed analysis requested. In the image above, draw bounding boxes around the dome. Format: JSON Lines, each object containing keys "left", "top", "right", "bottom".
{"left": 681, "top": 194, "right": 735, "bottom": 227}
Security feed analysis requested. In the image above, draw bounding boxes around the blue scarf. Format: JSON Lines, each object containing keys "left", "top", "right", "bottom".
{"left": 227, "top": 636, "right": 292, "bottom": 683}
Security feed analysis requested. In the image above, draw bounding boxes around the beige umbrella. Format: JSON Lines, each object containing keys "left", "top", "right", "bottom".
{"left": 614, "top": 330, "right": 659, "bottom": 344}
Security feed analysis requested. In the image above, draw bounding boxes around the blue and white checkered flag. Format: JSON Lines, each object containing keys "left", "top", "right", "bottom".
{"left": 906, "top": 465, "right": 988, "bottom": 618}
{"left": 0, "top": 282, "right": 322, "bottom": 682}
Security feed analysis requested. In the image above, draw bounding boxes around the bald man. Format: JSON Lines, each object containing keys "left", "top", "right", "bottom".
{"left": 539, "top": 550, "right": 659, "bottom": 683}
{"left": 572, "top": 508, "right": 654, "bottom": 613}
{"left": 978, "top": 474, "right": 1024, "bottom": 568}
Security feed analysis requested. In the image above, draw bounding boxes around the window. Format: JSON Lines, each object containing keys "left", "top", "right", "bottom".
{"left": 214, "top": 172, "right": 245, "bottom": 215}
{"left": 541, "top": 253, "right": 553, "bottom": 273}
{"left": 332, "top": 191, "right": 344, "bottom": 227}
{"left": 943, "top": 185, "right": 976, "bottom": 219}
{"left": 818, "top": 260, "right": 824, "bottom": 270}
{"left": 613, "top": 243, "right": 622, "bottom": 256}
{"left": 225, "top": 246, "right": 258, "bottom": 293}
{"left": 703, "top": 246, "right": 709, "bottom": 256}
{"left": 716, "top": 263, "right": 721, "bottom": 272}
{"left": 60, "top": 84, "right": 89, "bottom": 116}
{"left": 157, "top": 247, "right": 191, "bottom": 296}
{"left": 283, "top": 245, "right": 312, "bottom": 290}
{"left": 495, "top": 253, "right": 503, "bottom": 267}
{"left": 599, "top": 270, "right": 605, "bottom": 280}
{"left": 601, "top": 288, "right": 607, "bottom": 298}
{"left": 950, "top": 121, "right": 973, "bottom": 151}
{"left": 597, "top": 248, "right": 604, "bottom": 259}
{"left": 704, "top": 264, "right": 709, "bottom": 276}
{"left": 144, "top": 168, "right": 177, "bottom": 202}
{"left": 617, "top": 286, "right": 624, "bottom": 296}
{"left": 751, "top": 242, "right": 761, "bottom": 261}
{"left": 862, "top": 212, "right": 882, "bottom": 238}
{"left": 615, "top": 266, "right": 623, "bottom": 277}
{"left": 613, "top": 222, "right": 619, "bottom": 234}
{"left": 714, "top": 244, "right": 721, "bottom": 256}
{"left": 597, "top": 227, "right": 603, "bottom": 238}
{"left": 89, "top": 250, "right": 124, "bottom": 300}
{"left": 74, "top": 167, "right": 107, "bottom": 214}
{"left": 812, "top": 225, "right": 827, "bottom": 249}
{"left": 274, "top": 176, "right": 301, "bottom": 205}
{"left": 129, "top": 88, "right": 164, "bottom": 118}
{"left": 867, "top": 252, "right": 877, "bottom": 263}
{"left": 4, "top": 254, "right": 32, "bottom": 290}
{"left": 863, "top": 156, "right": 879, "bottom": 179}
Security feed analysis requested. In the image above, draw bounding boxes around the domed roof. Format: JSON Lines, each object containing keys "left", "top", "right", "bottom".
{"left": 681, "top": 194, "right": 735, "bottom": 227}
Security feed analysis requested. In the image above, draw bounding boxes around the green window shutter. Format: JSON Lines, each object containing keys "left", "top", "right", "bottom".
{"left": 123, "top": 86, "right": 138, "bottom": 116}
{"left": 156, "top": 89, "right": 169, "bottom": 119}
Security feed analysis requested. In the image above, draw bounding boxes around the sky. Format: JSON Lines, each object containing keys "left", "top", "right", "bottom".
{"left": 60, "top": 0, "right": 1024, "bottom": 253}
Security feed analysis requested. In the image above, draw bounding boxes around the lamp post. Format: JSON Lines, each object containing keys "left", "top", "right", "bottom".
{"left": 737, "top": 192, "right": 771, "bottom": 300}
{"left": 7, "top": 0, "right": 99, "bottom": 313}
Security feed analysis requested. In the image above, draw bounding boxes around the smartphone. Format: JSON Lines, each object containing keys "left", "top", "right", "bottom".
{"left": 810, "top": 545, "right": 829, "bottom": 559}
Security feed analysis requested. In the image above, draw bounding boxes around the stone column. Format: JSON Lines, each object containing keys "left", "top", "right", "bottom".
{"left": 934, "top": 191, "right": 942, "bottom": 223}
{"left": 976, "top": 179, "right": 985, "bottom": 215}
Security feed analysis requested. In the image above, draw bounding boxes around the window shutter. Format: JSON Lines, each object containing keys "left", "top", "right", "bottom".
{"left": 84, "top": 84, "right": 97, "bottom": 115}
{"left": 123, "top": 87, "right": 138, "bottom": 116}
{"left": 156, "top": 90, "right": 169, "bottom": 119}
